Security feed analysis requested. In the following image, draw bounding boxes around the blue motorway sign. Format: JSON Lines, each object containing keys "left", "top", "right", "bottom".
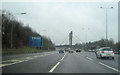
{"left": 30, "top": 37, "right": 43, "bottom": 47}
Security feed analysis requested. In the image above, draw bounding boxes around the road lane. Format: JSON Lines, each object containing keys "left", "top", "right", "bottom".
{"left": 2, "top": 51, "right": 119, "bottom": 73}
{"left": 53, "top": 52, "right": 118, "bottom": 73}
{"left": 80, "top": 52, "right": 118, "bottom": 69}
{"left": 2, "top": 51, "right": 64, "bottom": 73}
{"left": 49, "top": 53, "right": 67, "bottom": 72}
{"left": 1, "top": 51, "right": 58, "bottom": 67}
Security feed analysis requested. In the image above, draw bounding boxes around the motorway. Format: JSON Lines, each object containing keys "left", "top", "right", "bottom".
{"left": 1, "top": 50, "right": 120, "bottom": 73}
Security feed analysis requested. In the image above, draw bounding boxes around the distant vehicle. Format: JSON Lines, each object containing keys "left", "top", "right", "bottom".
{"left": 115, "top": 50, "right": 120, "bottom": 54}
{"left": 69, "top": 50, "right": 74, "bottom": 53}
{"left": 88, "top": 50, "right": 92, "bottom": 52}
{"left": 59, "top": 49, "right": 64, "bottom": 53}
{"left": 89, "top": 49, "right": 96, "bottom": 52}
{"left": 117, "top": 50, "right": 120, "bottom": 54}
{"left": 114, "top": 51, "right": 118, "bottom": 54}
{"left": 95, "top": 47, "right": 114, "bottom": 59}
{"left": 92, "top": 49, "right": 95, "bottom": 52}
{"left": 65, "top": 49, "right": 68, "bottom": 52}
{"left": 76, "top": 49, "right": 81, "bottom": 52}
{"left": 118, "top": 50, "right": 120, "bottom": 54}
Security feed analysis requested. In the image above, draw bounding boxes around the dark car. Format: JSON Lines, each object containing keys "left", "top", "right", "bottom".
{"left": 65, "top": 49, "right": 68, "bottom": 52}
{"left": 69, "top": 50, "right": 74, "bottom": 53}
{"left": 114, "top": 51, "right": 118, "bottom": 54}
{"left": 76, "top": 49, "right": 81, "bottom": 52}
{"left": 59, "top": 50, "right": 64, "bottom": 53}
{"left": 118, "top": 50, "right": 120, "bottom": 54}
{"left": 115, "top": 50, "right": 120, "bottom": 54}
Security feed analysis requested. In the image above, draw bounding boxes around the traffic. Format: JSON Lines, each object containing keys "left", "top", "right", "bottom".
{"left": 58, "top": 47, "right": 116, "bottom": 60}
{"left": 1, "top": 1, "right": 119, "bottom": 74}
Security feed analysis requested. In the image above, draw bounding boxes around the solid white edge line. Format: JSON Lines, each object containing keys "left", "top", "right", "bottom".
{"left": 1, "top": 52, "right": 55, "bottom": 67}
{"left": 0, "top": 60, "right": 24, "bottom": 67}
{"left": 99, "top": 62, "right": 120, "bottom": 72}
{"left": 49, "top": 62, "right": 60, "bottom": 73}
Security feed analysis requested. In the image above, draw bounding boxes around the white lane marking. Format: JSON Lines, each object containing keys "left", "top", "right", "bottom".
{"left": 49, "top": 52, "right": 67, "bottom": 73}
{"left": 64, "top": 53, "right": 67, "bottom": 57}
{"left": 41, "top": 55, "right": 44, "bottom": 56}
{"left": 33, "top": 56, "right": 39, "bottom": 58}
{"left": 49, "top": 62, "right": 60, "bottom": 73}
{"left": 0, "top": 60, "right": 26, "bottom": 67}
{"left": 86, "top": 57, "right": 93, "bottom": 61}
{"left": 99, "top": 62, "right": 120, "bottom": 72}
{"left": 60, "top": 52, "right": 67, "bottom": 61}
{"left": 60, "top": 57, "right": 64, "bottom": 61}
{"left": 1, "top": 52, "right": 57, "bottom": 67}
{"left": 2, "top": 59, "right": 19, "bottom": 63}
{"left": 25, "top": 57, "right": 34, "bottom": 59}
{"left": 0, "top": 63, "right": 16, "bottom": 67}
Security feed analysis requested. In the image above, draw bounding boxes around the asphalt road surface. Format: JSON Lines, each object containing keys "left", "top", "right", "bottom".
{"left": 1, "top": 50, "right": 120, "bottom": 73}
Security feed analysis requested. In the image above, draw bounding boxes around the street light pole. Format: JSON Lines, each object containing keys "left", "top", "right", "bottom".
{"left": 10, "top": 12, "right": 26, "bottom": 48}
{"left": 11, "top": 23, "right": 13, "bottom": 48}
{"left": 106, "top": 8, "right": 108, "bottom": 46}
{"left": 100, "top": 6, "right": 113, "bottom": 47}
{"left": 39, "top": 30, "right": 50, "bottom": 50}
{"left": 85, "top": 28, "right": 89, "bottom": 43}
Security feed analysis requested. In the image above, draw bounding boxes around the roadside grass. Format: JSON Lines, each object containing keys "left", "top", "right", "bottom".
{"left": 2, "top": 47, "right": 49, "bottom": 55}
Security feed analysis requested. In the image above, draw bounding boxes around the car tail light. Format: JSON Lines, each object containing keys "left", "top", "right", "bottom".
{"left": 113, "top": 51, "right": 114, "bottom": 53}
{"left": 101, "top": 51, "right": 104, "bottom": 53}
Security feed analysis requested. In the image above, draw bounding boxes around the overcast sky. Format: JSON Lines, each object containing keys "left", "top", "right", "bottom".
{"left": 2, "top": 1, "right": 118, "bottom": 45}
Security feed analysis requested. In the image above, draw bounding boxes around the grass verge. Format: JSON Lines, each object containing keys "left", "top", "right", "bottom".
{"left": 2, "top": 47, "right": 50, "bottom": 55}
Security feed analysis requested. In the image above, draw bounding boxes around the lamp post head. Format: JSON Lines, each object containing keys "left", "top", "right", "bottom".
{"left": 20, "top": 13, "right": 27, "bottom": 14}
{"left": 111, "top": 7, "right": 113, "bottom": 8}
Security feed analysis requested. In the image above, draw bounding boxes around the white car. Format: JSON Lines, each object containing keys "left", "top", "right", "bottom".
{"left": 93, "top": 49, "right": 95, "bottom": 52}
{"left": 88, "top": 50, "right": 92, "bottom": 52}
{"left": 95, "top": 47, "right": 114, "bottom": 59}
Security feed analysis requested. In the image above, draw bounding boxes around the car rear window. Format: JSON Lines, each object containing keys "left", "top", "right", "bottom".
{"left": 102, "top": 48, "right": 113, "bottom": 51}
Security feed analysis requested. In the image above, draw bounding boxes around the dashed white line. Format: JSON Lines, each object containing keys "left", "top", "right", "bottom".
{"left": 40, "top": 55, "right": 44, "bottom": 56}
{"left": 33, "top": 56, "right": 39, "bottom": 58}
{"left": 64, "top": 53, "right": 67, "bottom": 56}
{"left": 86, "top": 57, "right": 93, "bottom": 61}
{"left": 25, "top": 57, "right": 34, "bottom": 60}
{"left": 99, "top": 62, "right": 120, "bottom": 72}
{"left": 49, "top": 53, "right": 67, "bottom": 73}
{"left": 60, "top": 57, "right": 64, "bottom": 61}
{"left": 49, "top": 62, "right": 60, "bottom": 73}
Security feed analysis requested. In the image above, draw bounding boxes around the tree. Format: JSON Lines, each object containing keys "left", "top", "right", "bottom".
{"left": 2, "top": 10, "right": 55, "bottom": 50}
